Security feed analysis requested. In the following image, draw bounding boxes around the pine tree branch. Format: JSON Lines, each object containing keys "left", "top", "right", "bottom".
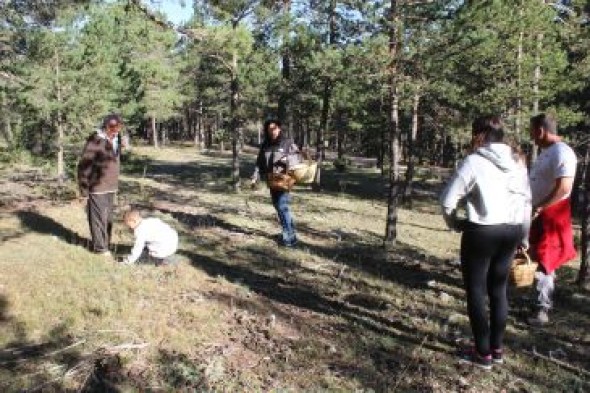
{"left": 206, "top": 53, "right": 235, "bottom": 73}
{"left": 127, "top": 0, "right": 236, "bottom": 72}
{"left": 128, "top": 0, "right": 207, "bottom": 40}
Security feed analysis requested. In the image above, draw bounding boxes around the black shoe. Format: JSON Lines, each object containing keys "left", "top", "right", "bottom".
{"left": 491, "top": 348, "right": 503, "bottom": 364}
{"left": 458, "top": 347, "right": 492, "bottom": 370}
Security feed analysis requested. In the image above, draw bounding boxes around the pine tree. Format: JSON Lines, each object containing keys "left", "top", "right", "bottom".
{"left": 118, "top": 4, "right": 185, "bottom": 147}
{"left": 200, "top": 0, "right": 259, "bottom": 190}
{"left": 17, "top": 10, "right": 85, "bottom": 180}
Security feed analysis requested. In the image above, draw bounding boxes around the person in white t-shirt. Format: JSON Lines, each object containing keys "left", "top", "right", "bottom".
{"left": 527, "top": 113, "right": 578, "bottom": 326}
{"left": 120, "top": 210, "right": 179, "bottom": 266}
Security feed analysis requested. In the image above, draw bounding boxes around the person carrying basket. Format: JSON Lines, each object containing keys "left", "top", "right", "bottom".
{"left": 251, "top": 119, "right": 301, "bottom": 247}
{"left": 440, "top": 116, "right": 531, "bottom": 370}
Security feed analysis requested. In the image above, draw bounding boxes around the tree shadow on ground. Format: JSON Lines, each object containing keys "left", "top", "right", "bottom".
{"left": 506, "top": 266, "right": 590, "bottom": 379}
{"left": 122, "top": 153, "right": 244, "bottom": 195}
{"left": 122, "top": 150, "right": 447, "bottom": 204}
{"left": 299, "top": 240, "right": 464, "bottom": 291}
{"left": 182, "top": 251, "right": 445, "bottom": 391}
{"left": 181, "top": 241, "right": 590, "bottom": 391}
{"left": 1, "top": 284, "right": 160, "bottom": 392}
{"left": 0, "top": 293, "right": 134, "bottom": 392}
{"left": 398, "top": 218, "right": 450, "bottom": 233}
{"left": 178, "top": 244, "right": 457, "bottom": 389}
{"left": 16, "top": 210, "right": 87, "bottom": 246}
{"left": 151, "top": 205, "right": 273, "bottom": 241}
{"left": 15, "top": 210, "right": 132, "bottom": 259}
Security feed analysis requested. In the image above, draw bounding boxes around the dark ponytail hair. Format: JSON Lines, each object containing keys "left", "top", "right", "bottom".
{"left": 472, "top": 115, "right": 504, "bottom": 143}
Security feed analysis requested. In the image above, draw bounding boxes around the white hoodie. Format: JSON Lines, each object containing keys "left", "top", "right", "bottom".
{"left": 125, "top": 217, "right": 179, "bottom": 264}
{"left": 440, "top": 143, "right": 531, "bottom": 243}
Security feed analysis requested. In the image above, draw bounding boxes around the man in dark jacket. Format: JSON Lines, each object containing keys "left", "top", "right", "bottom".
{"left": 77, "top": 113, "right": 124, "bottom": 256}
{"left": 251, "top": 119, "right": 300, "bottom": 247}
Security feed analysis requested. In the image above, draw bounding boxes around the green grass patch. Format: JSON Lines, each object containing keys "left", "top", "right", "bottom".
{"left": 0, "top": 145, "right": 588, "bottom": 391}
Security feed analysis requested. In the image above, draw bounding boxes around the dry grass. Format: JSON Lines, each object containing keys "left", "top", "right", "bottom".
{"left": 0, "top": 145, "right": 588, "bottom": 392}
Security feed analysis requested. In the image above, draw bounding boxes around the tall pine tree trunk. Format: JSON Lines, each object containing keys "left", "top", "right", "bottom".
{"left": 379, "top": 125, "right": 385, "bottom": 176}
{"left": 1, "top": 92, "right": 13, "bottom": 148}
{"left": 230, "top": 30, "right": 240, "bottom": 191}
{"left": 161, "top": 122, "right": 167, "bottom": 146}
{"left": 403, "top": 91, "right": 420, "bottom": 205}
{"left": 531, "top": 31, "right": 543, "bottom": 162}
{"left": 314, "top": 81, "right": 331, "bottom": 187}
{"left": 184, "top": 107, "right": 192, "bottom": 144}
{"left": 256, "top": 119, "right": 262, "bottom": 145}
{"left": 55, "top": 49, "right": 64, "bottom": 183}
{"left": 151, "top": 116, "right": 158, "bottom": 148}
{"left": 515, "top": 26, "right": 523, "bottom": 138}
{"left": 278, "top": 0, "right": 291, "bottom": 130}
{"left": 313, "top": 0, "right": 337, "bottom": 190}
{"left": 56, "top": 115, "right": 64, "bottom": 182}
{"left": 578, "top": 146, "right": 590, "bottom": 285}
{"left": 384, "top": 0, "right": 400, "bottom": 247}
{"left": 198, "top": 101, "right": 205, "bottom": 150}
{"left": 3, "top": 115, "right": 12, "bottom": 148}
{"left": 336, "top": 111, "right": 345, "bottom": 160}
{"left": 305, "top": 118, "right": 311, "bottom": 149}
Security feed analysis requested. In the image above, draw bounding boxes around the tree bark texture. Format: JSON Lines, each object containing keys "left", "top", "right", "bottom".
{"left": 384, "top": 0, "right": 400, "bottom": 246}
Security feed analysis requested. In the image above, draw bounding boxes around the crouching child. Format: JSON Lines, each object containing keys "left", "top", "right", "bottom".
{"left": 121, "top": 210, "right": 179, "bottom": 266}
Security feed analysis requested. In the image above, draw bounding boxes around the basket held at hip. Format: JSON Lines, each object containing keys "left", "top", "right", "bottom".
{"left": 510, "top": 251, "right": 538, "bottom": 287}
{"left": 267, "top": 173, "right": 295, "bottom": 192}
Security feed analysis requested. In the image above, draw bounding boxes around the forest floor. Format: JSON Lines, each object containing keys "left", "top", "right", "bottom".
{"left": 0, "top": 145, "right": 589, "bottom": 392}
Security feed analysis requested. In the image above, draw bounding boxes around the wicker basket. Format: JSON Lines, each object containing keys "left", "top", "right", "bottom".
{"left": 267, "top": 173, "right": 295, "bottom": 192}
{"left": 510, "top": 251, "right": 538, "bottom": 287}
{"left": 289, "top": 161, "right": 318, "bottom": 184}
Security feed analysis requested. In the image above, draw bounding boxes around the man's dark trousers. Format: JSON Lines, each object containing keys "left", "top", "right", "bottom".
{"left": 87, "top": 192, "right": 115, "bottom": 252}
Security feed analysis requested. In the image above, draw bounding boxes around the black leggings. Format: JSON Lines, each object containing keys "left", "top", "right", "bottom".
{"left": 460, "top": 223, "right": 521, "bottom": 356}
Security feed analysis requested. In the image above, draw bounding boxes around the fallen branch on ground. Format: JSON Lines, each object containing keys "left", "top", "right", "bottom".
{"left": 0, "top": 339, "right": 86, "bottom": 366}
{"left": 102, "top": 342, "right": 149, "bottom": 353}
{"left": 525, "top": 346, "right": 590, "bottom": 379}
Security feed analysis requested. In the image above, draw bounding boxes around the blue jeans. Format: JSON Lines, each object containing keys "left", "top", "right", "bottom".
{"left": 270, "top": 190, "right": 296, "bottom": 245}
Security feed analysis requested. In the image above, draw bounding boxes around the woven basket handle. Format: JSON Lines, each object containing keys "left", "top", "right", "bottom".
{"left": 518, "top": 250, "right": 532, "bottom": 265}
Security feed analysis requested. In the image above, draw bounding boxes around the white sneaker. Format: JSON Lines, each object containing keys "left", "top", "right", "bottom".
{"left": 527, "top": 309, "right": 549, "bottom": 326}
{"left": 119, "top": 257, "right": 135, "bottom": 265}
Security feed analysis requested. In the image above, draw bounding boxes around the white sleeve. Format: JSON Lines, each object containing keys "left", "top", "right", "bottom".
{"left": 127, "top": 228, "right": 147, "bottom": 264}
{"left": 554, "top": 145, "right": 577, "bottom": 179}
{"left": 439, "top": 159, "right": 474, "bottom": 229}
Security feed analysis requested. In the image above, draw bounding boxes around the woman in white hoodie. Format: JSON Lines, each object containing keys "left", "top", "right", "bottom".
{"left": 440, "top": 116, "right": 531, "bottom": 370}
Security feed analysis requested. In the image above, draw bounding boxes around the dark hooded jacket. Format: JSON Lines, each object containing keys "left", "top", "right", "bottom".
{"left": 252, "top": 133, "right": 300, "bottom": 181}
{"left": 77, "top": 131, "right": 121, "bottom": 196}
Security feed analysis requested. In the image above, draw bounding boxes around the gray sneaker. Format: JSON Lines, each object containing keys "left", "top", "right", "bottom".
{"left": 527, "top": 309, "right": 549, "bottom": 326}
{"left": 119, "top": 257, "right": 135, "bottom": 265}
